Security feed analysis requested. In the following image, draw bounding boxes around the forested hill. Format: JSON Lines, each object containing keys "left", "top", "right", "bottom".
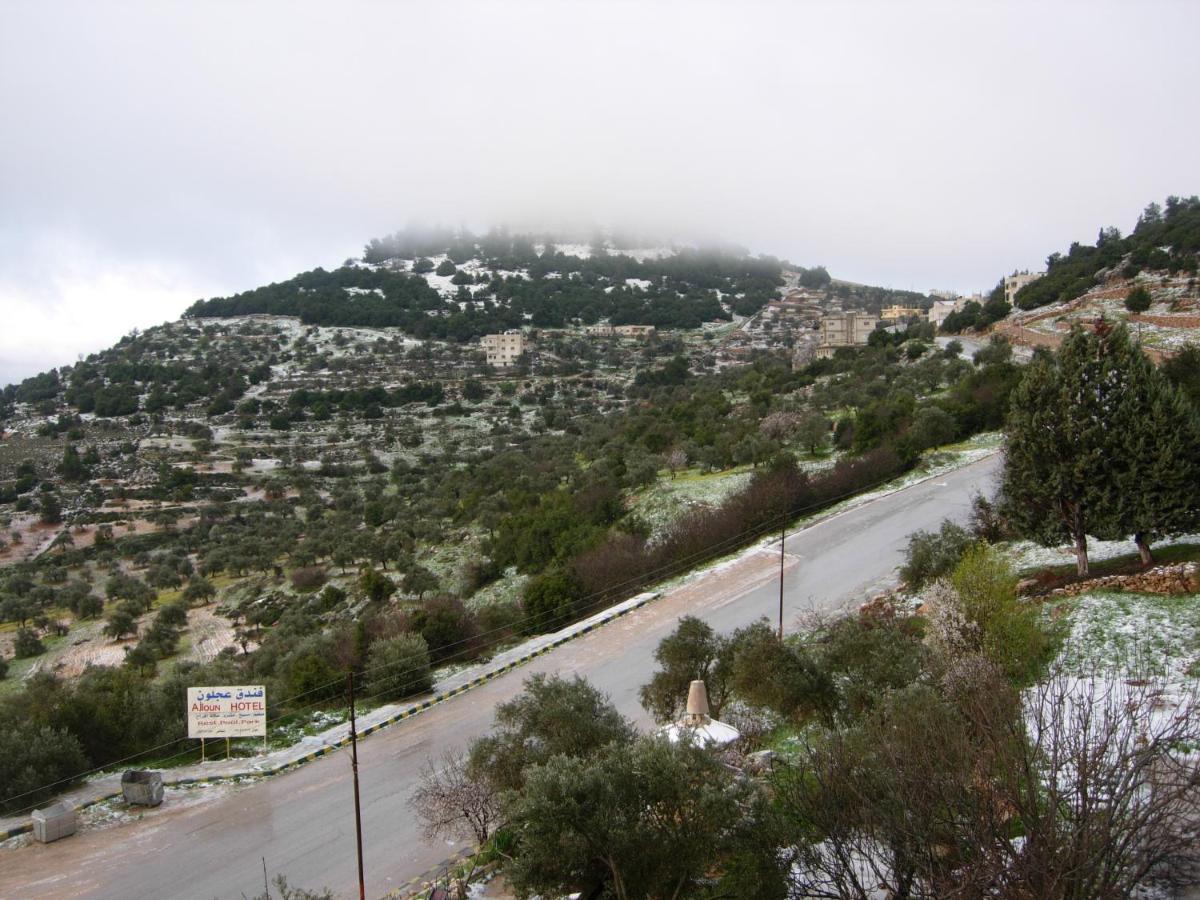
{"left": 1014, "top": 195, "right": 1200, "bottom": 311}
{"left": 184, "top": 230, "right": 794, "bottom": 340}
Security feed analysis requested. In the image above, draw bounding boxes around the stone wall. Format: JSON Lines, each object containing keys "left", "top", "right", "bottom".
{"left": 1042, "top": 562, "right": 1200, "bottom": 598}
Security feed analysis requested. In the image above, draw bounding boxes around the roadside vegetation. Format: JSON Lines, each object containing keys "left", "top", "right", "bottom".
{"left": 409, "top": 318, "right": 1200, "bottom": 899}
{"left": 0, "top": 281, "right": 1016, "bottom": 815}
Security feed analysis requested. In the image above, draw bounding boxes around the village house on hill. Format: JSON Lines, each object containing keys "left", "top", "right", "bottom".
{"left": 480, "top": 330, "right": 527, "bottom": 368}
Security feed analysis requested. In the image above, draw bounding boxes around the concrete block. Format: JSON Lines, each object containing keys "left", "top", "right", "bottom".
{"left": 31, "top": 801, "right": 76, "bottom": 843}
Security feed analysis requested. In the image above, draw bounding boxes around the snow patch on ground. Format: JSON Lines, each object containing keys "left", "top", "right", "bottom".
{"left": 1052, "top": 591, "right": 1200, "bottom": 680}
{"left": 1006, "top": 534, "right": 1200, "bottom": 572}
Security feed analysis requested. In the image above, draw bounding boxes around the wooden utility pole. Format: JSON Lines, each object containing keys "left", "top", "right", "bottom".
{"left": 778, "top": 523, "right": 786, "bottom": 639}
{"left": 348, "top": 673, "right": 366, "bottom": 900}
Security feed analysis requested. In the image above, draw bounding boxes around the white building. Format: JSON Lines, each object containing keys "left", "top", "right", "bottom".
{"left": 480, "top": 330, "right": 527, "bottom": 367}
{"left": 1004, "top": 271, "right": 1045, "bottom": 306}
{"left": 815, "top": 311, "right": 878, "bottom": 358}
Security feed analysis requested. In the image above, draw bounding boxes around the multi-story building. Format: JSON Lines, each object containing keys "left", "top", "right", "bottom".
{"left": 1004, "top": 271, "right": 1045, "bottom": 306}
{"left": 928, "top": 298, "right": 964, "bottom": 328}
{"left": 880, "top": 305, "right": 924, "bottom": 321}
{"left": 480, "top": 330, "right": 527, "bottom": 367}
{"left": 815, "top": 312, "right": 878, "bottom": 358}
{"left": 928, "top": 294, "right": 987, "bottom": 328}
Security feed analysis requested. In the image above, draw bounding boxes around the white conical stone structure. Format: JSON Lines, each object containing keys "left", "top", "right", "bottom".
{"left": 684, "top": 679, "right": 710, "bottom": 725}
{"left": 660, "top": 679, "right": 740, "bottom": 748}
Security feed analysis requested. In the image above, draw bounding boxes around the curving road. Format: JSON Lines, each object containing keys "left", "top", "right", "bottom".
{"left": 0, "top": 454, "right": 999, "bottom": 900}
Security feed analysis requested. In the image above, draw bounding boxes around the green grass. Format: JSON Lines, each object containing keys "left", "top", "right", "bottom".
{"left": 1049, "top": 590, "right": 1200, "bottom": 678}
{"left": 0, "top": 655, "right": 40, "bottom": 698}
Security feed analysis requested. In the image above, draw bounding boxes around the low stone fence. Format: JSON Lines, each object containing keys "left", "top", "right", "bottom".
{"left": 1131, "top": 313, "right": 1200, "bottom": 329}
{"left": 1043, "top": 562, "right": 1200, "bottom": 598}
{"left": 991, "top": 321, "right": 1176, "bottom": 364}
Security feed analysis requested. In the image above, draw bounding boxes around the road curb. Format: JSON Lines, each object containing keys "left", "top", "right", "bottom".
{"left": 0, "top": 591, "right": 663, "bottom": 842}
{"left": 259, "top": 589, "right": 662, "bottom": 779}
{"left": 1, "top": 451, "right": 1001, "bottom": 843}
{"left": 384, "top": 846, "right": 478, "bottom": 899}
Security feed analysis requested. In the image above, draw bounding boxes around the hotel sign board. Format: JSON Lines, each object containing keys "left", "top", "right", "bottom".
{"left": 187, "top": 685, "right": 267, "bottom": 738}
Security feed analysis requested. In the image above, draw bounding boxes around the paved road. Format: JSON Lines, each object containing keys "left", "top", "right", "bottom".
{"left": 0, "top": 455, "right": 999, "bottom": 900}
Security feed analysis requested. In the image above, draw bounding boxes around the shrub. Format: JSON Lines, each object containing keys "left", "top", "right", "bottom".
{"left": 948, "top": 545, "right": 1051, "bottom": 684}
{"left": 909, "top": 406, "right": 958, "bottom": 451}
{"left": 1125, "top": 284, "right": 1152, "bottom": 314}
{"left": 290, "top": 566, "right": 328, "bottom": 592}
{"left": 521, "top": 569, "right": 582, "bottom": 634}
{"left": 474, "top": 599, "right": 523, "bottom": 640}
{"left": 900, "top": 520, "right": 975, "bottom": 590}
{"left": 365, "top": 633, "right": 432, "bottom": 701}
{"left": 0, "top": 655, "right": 8, "bottom": 679}
{"left": 318, "top": 584, "right": 346, "bottom": 610}
{"left": 968, "top": 492, "right": 1011, "bottom": 543}
{"left": 182, "top": 576, "right": 217, "bottom": 606}
{"left": 359, "top": 567, "right": 396, "bottom": 602}
{"left": 78, "top": 594, "right": 104, "bottom": 619}
{"left": 13, "top": 627, "right": 46, "bottom": 658}
{"left": 730, "top": 621, "right": 837, "bottom": 726}
{"left": 461, "top": 557, "right": 501, "bottom": 594}
{"left": 411, "top": 597, "right": 479, "bottom": 664}
{"left": 104, "top": 608, "right": 138, "bottom": 640}
{"left": 0, "top": 724, "right": 88, "bottom": 813}
{"left": 276, "top": 636, "right": 342, "bottom": 702}
{"left": 156, "top": 602, "right": 189, "bottom": 628}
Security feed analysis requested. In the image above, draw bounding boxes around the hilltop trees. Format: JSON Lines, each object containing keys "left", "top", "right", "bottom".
{"left": 1002, "top": 322, "right": 1200, "bottom": 574}
{"left": 1013, "top": 196, "right": 1200, "bottom": 311}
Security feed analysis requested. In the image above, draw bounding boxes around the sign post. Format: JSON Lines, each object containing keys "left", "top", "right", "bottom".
{"left": 187, "top": 686, "right": 267, "bottom": 760}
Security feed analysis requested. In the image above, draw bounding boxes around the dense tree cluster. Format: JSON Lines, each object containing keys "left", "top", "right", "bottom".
{"left": 1013, "top": 196, "right": 1200, "bottom": 311}
{"left": 185, "top": 230, "right": 784, "bottom": 337}
{"left": 1001, "top": 321, "right": 1200, "bottom": 574}
{"left": 938, "top": 281, "right": 1011, "bottom": 333}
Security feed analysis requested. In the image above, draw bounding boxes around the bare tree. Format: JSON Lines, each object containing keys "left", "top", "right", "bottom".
{"left": 409, "top": 749, "right": 501, "bottom": 900}
{"left": 666, "top": 447, "right": 688, "bottom": 478}
{"left": 1003, "top": 670, "right": 1200, "bottom": 897}
{"left": 410, "top": 748, "right": 500, "bottom": 846}
{"left": 779, "top": 661, "right": 1200, "bottom": 898}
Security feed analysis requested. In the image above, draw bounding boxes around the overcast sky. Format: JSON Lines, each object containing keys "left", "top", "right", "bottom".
{"left": 2, "top": 0, "right": 1197, "bottom": 385}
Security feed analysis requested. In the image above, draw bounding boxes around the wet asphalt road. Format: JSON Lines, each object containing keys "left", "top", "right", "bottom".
{"left": 0, "top": 454, "right": 999, "bottom": 900}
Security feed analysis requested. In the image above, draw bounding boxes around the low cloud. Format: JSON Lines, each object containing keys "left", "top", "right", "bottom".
{"left": 2, "top": 0, "right": 1197, "bottom": 383}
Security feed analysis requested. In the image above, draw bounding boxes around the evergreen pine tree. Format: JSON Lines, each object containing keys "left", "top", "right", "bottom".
{"left": 1004, "top": 321, "right": 1200, "bottom": 574}
{"left": 1107, "top": 331, "right": 1200, "bottom": 563}
{"left": 1002, "top": 325, "right": 1122, "bottom": 576}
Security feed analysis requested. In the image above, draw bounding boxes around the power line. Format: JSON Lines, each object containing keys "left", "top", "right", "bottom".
{"left": 1, "top": 453, "right": 975, "bottom": 813}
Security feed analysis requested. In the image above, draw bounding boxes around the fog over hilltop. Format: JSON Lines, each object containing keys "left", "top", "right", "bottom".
{"left": 1, "top": 0, "right": 1198, "bottom": 384}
